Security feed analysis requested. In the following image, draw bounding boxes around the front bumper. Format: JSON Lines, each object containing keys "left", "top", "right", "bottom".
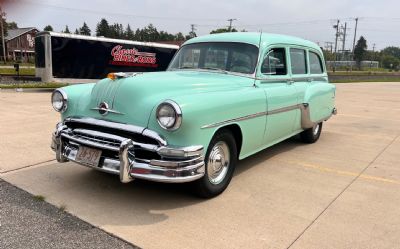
{"left": 51, "top": 118, "right": 205, "bottom": 183}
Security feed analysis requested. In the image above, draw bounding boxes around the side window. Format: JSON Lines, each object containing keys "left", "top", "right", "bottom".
{"left": 290, "top": 48, "right": 307, "bottom": 74}
{"left": 309, "top": 51, "right": 324, "bottom": 74}
{"left": 261, "top": 48, "right": 287, "bottom": 75}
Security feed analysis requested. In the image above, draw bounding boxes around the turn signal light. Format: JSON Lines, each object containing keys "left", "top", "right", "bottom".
{"left": 107, "top": 72, "right": 127, "bottom": 80}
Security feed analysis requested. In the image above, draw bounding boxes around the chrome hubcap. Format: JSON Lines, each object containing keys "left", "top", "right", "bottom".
{"left": 313, "top": 123, "right": 320, "bottom": 136}
{"left": 207, "top": 141, "right": 230, "bottom": 185}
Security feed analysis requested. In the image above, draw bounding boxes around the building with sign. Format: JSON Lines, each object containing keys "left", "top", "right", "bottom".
{"left": 5, "top": 27, "right": 39, "bottom": 62}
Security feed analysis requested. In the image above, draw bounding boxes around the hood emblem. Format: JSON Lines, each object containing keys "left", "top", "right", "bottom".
{"left": 90, "top": 102, "right": 124, "bottom": 115}
{"left": 98, "top": 102, "right": 109, "bottom": 116}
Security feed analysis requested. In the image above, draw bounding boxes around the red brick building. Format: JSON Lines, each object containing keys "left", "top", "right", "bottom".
{"left": 5, "top": 27, "right": 39, "bottom": 62}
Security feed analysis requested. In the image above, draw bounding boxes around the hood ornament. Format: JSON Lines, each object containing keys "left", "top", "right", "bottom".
{"left": 90, "top": 102, "right": 125, "bottom": 115}
{"left": 98, "top": 102, "right": 109, "bottom": 115}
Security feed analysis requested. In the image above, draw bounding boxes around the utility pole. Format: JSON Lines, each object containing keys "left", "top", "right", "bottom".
{"left": 352, "top": 17, "right": 359, "bottom": 60}
{"left": 325, "top": 42, "right": 334, "bottom": 53}
{"left": 227, "top": 18, "right": 237, "bottom": 32}
{"left": 341, "top": 22, "right": 347, "bottom": 61}
{"left": 333, "top": 19, "right": 340, "bottom": 71}
{"left": 190, "top": 24, "right": 197, "bottom": 38}
{"left": 0, "top": 8, "right": 6, "bottom": 63}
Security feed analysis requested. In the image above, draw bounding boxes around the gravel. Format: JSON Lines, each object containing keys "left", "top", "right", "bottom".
{"left": 0, "top": 179, "right": 139, "bottom": 249}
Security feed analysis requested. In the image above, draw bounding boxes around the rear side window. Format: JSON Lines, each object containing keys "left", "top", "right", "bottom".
{"left": 309, "top": 51, "right": 324, "bottom": 74}
{"left": 261, "top": 48, "right": 287, "bottom": 75}
{"left": 290, "top": 48, "right": 307, "bottom": 74}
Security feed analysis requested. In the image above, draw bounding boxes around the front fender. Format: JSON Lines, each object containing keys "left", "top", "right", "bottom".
{"left": 147, "top": 87, "right": 267, "bottom": 158}
{"left": 59, "top": 83, "right": 96, "bottom": 120}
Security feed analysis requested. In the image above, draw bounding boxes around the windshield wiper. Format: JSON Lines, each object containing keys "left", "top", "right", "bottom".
{"left": 178, "top": 66, "right": 196, "bottom": 69}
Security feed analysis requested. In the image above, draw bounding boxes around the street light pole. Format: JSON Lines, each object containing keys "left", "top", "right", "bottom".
{"left": 0, "top": 8, "right": 6, "bottom": 63}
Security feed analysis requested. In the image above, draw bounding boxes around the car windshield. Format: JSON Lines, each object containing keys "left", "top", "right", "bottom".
{"left": 168, "top": 42, "right": 259, "bottom": 75}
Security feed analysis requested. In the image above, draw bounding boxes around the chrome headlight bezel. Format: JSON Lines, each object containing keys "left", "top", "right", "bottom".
{"left": 51, "top": 89, "right": 68, "bottom": 113}
{"left": 156, "top": 100, "right": 182, "bottom": 131}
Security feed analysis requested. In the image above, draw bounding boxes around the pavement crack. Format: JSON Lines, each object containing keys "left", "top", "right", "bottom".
{"left": 286, "top": 133, "right": 400, "bottom": 249}
{"left": 0, "top": 159, "right": 56, "bottom": 174}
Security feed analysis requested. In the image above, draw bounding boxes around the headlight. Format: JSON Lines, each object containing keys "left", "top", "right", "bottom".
{"left": 51, "top": 89, "right": 68, "bottom": 113}
{"left": 156, "top": 100, "right": 182, "bottom": 131}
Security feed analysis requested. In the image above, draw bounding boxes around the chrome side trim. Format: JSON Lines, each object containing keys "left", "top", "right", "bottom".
{"left": 201, "top": 104, "right": 300, "bottom": 129}
{"left": 201, "top": 103, "right": 335, "bottom": 130}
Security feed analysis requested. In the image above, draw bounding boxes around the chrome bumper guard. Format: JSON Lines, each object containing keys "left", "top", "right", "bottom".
{"left": 51, "top": 119, "right": 205, "bottom": 183}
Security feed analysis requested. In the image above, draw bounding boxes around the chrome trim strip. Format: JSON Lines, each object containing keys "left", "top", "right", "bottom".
{"left": 90, "top": 107, "right": 125, "bottom": 115}
{"left": 61, "top": 133, "right": 120, "bottom": 152}
{"left": 201, "top": 104, "right": 301, "bottom": 129}
{"left": 64, "top": 117, "right": 145, "bottom": 135}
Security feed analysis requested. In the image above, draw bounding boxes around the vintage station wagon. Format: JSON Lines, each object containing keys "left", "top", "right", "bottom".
{"left": 51, "top": 32, "right": 336, "bottom": 197}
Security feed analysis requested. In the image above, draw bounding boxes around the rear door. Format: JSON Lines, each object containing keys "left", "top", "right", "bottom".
{"left": 258, "top": 47, "right": 298, "bottom": 145}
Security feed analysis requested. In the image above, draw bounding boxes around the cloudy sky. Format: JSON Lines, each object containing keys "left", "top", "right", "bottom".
{"left": 4, "top": 0, "right": 400, "bottom": 50}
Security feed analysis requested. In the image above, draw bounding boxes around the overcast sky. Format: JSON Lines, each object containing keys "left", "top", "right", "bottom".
{"left": 4, "top": 0, "right": 400, "bottom": 50}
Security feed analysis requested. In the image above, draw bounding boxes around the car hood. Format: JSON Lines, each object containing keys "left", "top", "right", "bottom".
{"left": 84, "top": 70, "right": 253, "bottom": 127}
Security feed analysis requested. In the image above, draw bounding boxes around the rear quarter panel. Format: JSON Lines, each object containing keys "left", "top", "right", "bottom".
{"left": 305, "top": 81, "right": 336, "bottom": 122}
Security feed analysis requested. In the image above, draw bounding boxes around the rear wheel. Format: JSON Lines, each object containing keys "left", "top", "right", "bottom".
{"left": 300, "top": 122, "right": 323, "bottom": 144}
{"left": 193, "top": 130, "right": 237, "bottom": 198}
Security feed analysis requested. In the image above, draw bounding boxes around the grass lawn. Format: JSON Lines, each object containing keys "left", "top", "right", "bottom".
{"left": 0, "top": 82, "right": 69, "bottom": 89}
{"left": 0, "top": 68, "right": 35, "bottom": 75}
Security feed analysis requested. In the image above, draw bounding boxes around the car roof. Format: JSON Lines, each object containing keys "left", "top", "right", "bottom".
{"left": 184, "top": 32, "right": 321, "bottom": 52}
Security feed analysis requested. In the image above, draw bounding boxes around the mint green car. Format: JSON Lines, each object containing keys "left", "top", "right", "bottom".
{"left": 51, "top": 32, "right": 336, "bottom": 197}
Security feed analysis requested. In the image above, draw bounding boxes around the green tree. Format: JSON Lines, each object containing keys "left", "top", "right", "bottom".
{"left": 44, "top": 25, "right": 53, "bottom": 31}
{"left": 63, "top": 25, "right": 71, "bottom": 33}
{"left": 109, "top": 23, "right": 124, "bottom": 38}
{"left": 79, "top": 22, "right": 91, "bottom": 36}
{"left": 7, "top": 21, "right": 18, "bottom": 29}
{"left": 381, "top": 46, "right": 400, "bottom": 59}
{"left": 210, "top": 28, "right": 238, "bottom": 34}
{"left": 381, "top": 54, "right": 400, "bottom": 70}
{"left": 354, "top": 36, "right": 367, "bottom": 69}
{"left": 125, "top": 24, "right": 134, "bottom": 40}
{"left": 96, "top": 18, "right": 110, "bottom": 37}
{"left": 174, "top": 32, "right": 185, "bottom": 41}
{"left": 74, "top": 28, "right": 79, "bottom": 35}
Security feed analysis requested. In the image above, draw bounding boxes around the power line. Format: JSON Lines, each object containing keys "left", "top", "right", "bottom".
{"left": 18, "top": 0, "right": 224, "bottom": 22}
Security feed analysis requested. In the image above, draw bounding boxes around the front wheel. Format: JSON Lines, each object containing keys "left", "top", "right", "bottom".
{"left": 300, "top": 122, "right": 323, "bottom": 144}
{"left": 193, "top": 129, "right": 237, "bottom": 198}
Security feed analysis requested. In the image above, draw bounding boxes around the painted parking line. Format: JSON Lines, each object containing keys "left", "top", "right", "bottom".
{"left": 280, "top": 159, "right": 400, "bottom": 186}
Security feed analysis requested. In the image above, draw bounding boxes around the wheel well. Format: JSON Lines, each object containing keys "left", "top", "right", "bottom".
{"left": 216, "top": 124, "right": 243, "bottom": 157}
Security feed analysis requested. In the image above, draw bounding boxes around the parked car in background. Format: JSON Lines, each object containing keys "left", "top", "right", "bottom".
{"left": 51, "top": 32, "right": 336, "bottom": 198}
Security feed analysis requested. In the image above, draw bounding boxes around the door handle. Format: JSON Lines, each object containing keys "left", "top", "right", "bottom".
{"left": 307, "top": 78, "right": 313, "bottom": 83}
{"left": 286, "top": 80, "right": 295, "bottom": 85}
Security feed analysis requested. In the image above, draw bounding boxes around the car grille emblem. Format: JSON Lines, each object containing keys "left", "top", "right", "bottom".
{"left": 98, "top": 102, "right": 109, "bottom": 115}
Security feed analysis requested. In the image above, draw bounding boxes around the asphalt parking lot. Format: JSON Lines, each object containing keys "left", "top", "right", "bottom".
{"left": 1, "top": 83, "right": 400, "bottom": 249}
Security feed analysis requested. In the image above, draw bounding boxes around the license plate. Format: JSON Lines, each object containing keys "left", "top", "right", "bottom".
{"left": 75, "top": 146, "right": 102, "bottom": 167}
